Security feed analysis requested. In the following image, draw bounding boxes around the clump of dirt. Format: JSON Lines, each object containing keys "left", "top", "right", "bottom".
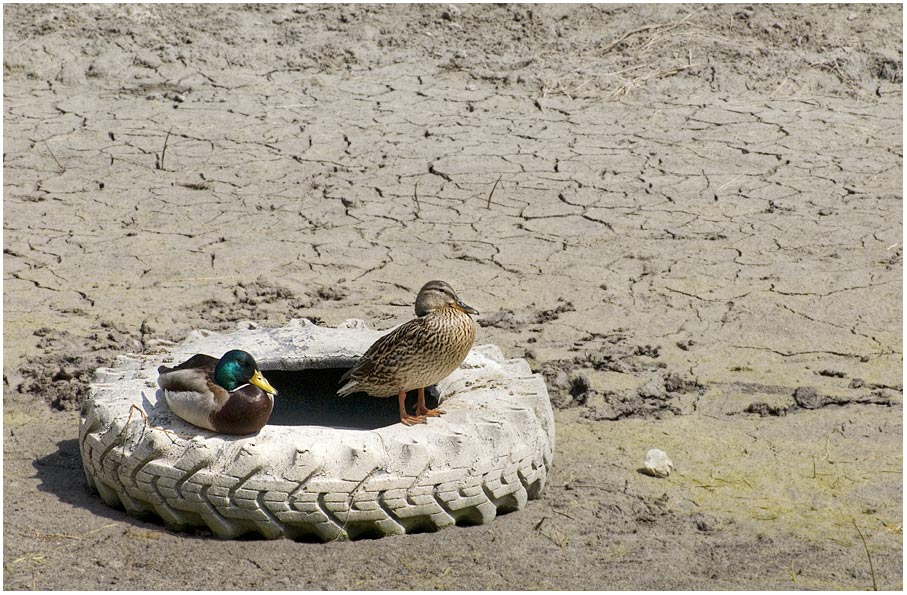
{"left": 197, "top": 277, "right": 316, "bottom": 330}
{"left": 479, "top": 299, "right": 575, "bottom": 330}
{"left": 745, "top": 402, "right": 790, "bottom": 417}
{"left": 554, "top": 331, "right": 668, "bottom": 376}
{"left": 663, "top": 372, "right": 704, "bottom": 394}
{"left": 13, "top": 321, "right": 153, "bottom": 411}
{"left": 816, "top": 369, "right": 847, "bottom": 378}
{"left": 791, "top": 385, "right": 900, "bottom": 411}
{"left": 579, "top": 374, "right": 693, "bottom": 422}
{"left": 533, "top": 331, "right": 703, "bottom": 419}
{"left": 875, "top": 57, "right": 903, "bottom": 83}
{"left": 742, "top": 382, "right": 901, "bottom": 418}
{"left": 16, "top": 352, "right": 98, "bottom": 411}
{"left": 793, "top": 386, "right": 823, "bottom": 409}
{"left": 543, "top": 369, "right": 594, "bottom": 409}
{"left": 312, "top": 285, "right": 349, "bottom": 301}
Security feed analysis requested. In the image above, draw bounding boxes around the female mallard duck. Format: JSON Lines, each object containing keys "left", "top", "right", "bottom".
{"left": 157, "top": 349, "right": 278, "bottom": 435}
{"left": 338, "top": 280, "right": 479, "bottom": 426}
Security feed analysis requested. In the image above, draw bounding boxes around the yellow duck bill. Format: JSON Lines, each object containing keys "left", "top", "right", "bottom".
{"left": 249, "top": 369, "right": 278, "bottom": 396}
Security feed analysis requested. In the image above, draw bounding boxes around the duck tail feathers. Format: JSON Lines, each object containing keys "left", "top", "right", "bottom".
{"left": 336, "top": 381, "right": 357, "bottom": 397}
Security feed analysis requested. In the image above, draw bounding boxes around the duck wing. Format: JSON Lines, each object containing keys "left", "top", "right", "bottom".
{"left": 157, "top": 353, "right": 218, "bottom": 375}
{"left": 339, "top": 356, "right": 373, "bottom": 384}
{"left": 157, "top": 354, "right": 227, "bottom": 404}
{"left": 338, "top": 319, "right": 428, "bottom": 394}
{"left": 157, "top": 354, "right": 231, "bottom": 431}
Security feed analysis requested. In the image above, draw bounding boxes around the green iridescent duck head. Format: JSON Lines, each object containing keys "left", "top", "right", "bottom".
{"left": 214, "top": 350, "right": 278, "bottom": 395}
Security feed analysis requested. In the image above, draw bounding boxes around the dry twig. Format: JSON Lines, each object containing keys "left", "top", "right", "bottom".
{"left": 43, "top": 140, "right": 65, "bottom": 173}
{"left": 486, "top": 174, "right": 503, "bottom": 209}
{"left": 602, "top": 23, "right": 665, "bottom": 54}
{"left": 852, "top": 517, "right": 878, "bottom": 591}
{"left": 610, "top": 61, "right": 698, "bottom": 99}
{"left": 120, "top": 403, "right": 186, "bottom": 444}
{"left": 602, "top": 7, "right": 702, "bottom": 54}
{"left": 533, "top": 517, "right": 569, "bottom": 548}
{"left": 540, "top": 78, "right": 593, "bottom": 101}
{"left": 157, "top": 127, "right": 173, "bottom": 170}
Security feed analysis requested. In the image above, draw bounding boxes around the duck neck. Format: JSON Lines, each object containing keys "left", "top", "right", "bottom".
{"left": 438, "top": 305, "right": 475, "bottom": 327}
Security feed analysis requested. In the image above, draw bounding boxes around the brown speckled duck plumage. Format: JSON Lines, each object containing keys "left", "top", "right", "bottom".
{"left": 338, "top": 280, "right": 478, "bottom": 426}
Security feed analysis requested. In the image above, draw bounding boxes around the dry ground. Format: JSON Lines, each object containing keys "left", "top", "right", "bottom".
{"left": 4, "top": 3, "right": 903, "bottom": 590}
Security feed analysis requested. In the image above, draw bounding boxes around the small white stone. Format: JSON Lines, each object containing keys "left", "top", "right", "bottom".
{"left": 644, "top": 448, "right": 674, "bottom": 478}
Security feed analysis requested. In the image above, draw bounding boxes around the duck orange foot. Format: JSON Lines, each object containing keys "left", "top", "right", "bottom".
{"left": 416, "top": 387, "right": 445, "bottom": 418}
{"left": 398, "top": 390, "right": 426, "bottom": 426}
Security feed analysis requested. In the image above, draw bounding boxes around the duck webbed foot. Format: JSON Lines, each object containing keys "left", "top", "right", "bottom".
{"left": 415, "top": 387, "right": 445, "bottom": 418}
{"left": 398, "top": 390, "right": 427, "bottom": 426}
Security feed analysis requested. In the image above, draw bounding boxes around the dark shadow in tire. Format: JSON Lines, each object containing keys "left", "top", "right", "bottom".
{"left": 265, "top": 368, "right": 440, "bottom": 430}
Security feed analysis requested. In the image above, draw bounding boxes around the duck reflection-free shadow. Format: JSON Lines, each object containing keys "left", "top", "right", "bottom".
{"left": 265, "top": 368, "right": 440, "bottom": 431}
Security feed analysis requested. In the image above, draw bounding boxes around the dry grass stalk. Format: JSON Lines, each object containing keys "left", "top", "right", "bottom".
{"left": 810, "top": 58, "right": 861, "bottom": 92}
{"left": 43, "top": 140, "right": 65, "bottom": 173}
{"left": 852, "top": 518, "right": 879, "bottom": 591}
{"left": 157, "top": 127, "right": 173, "bottom": 170}
{"left": 540, "top": 78, "right": 593, "bottom": 101}
{"left": 610, "top": 61, "right": 698, "bottom": 99}
{"left": 602, "top": 7, "right": 703, "bottom": 54}
{"left": 486, "top": 174, "right": 503, "bottom": 209}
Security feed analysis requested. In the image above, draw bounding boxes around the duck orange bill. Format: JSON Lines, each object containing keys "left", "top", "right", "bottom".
{"left": 455, "top": 298, "right": 479, "bottom": 316}
{"left": 250, "top": 369, "right": 278, "bottom": 396}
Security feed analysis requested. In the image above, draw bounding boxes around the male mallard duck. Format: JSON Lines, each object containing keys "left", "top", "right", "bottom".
{"left": 157, "top": 349, "right": 278, "bottom": 434}
{"left": 338, "top": 280, "right": 479, "bottom": 426}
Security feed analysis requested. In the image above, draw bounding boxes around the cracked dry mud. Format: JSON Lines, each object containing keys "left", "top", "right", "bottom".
{"left": 3, "top": 4, "right": 902, "bottom": 590}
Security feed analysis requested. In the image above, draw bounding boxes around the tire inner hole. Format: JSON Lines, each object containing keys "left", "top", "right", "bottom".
{"left": 263, "top": 368, "right": 442, "bottom": 430}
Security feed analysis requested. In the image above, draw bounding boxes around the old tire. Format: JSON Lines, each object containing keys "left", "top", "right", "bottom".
{"left": 79, "top": 318, "right": 555, "bottom": 540}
